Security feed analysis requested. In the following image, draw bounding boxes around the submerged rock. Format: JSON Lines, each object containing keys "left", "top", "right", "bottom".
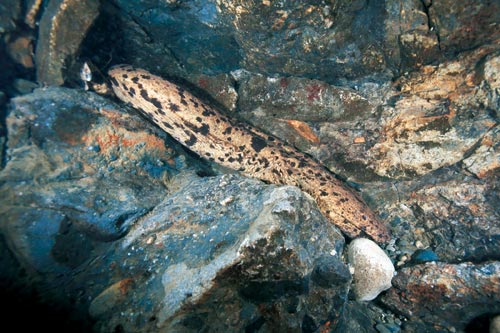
{"left": 0, "top": 87, "right": 179, "bottom": 271}
{"left": 96, "top": 176, "right": 348, "bottom": 332}
{"left": 35, "top": 0, "right": 100, "bottom": 85}
{"left": 347, "top": 238, "right": 395, "bottom": 301}
{"left": 382, "top": 261, "right": 500, "bottom": 331}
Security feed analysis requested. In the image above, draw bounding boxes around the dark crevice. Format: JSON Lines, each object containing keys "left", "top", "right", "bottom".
{"left": 420, "top": 0, "right": 441, "bottom": 50}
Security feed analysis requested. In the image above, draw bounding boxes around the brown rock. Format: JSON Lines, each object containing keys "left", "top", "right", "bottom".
{"left": 35, "top": 0, "right": 100, "bottom": 85}
{"left": 369, "top": 43, "right": 499, "bottom": 179}
{"left": 382, "top": 261, "right": 500, "bottom": 330}
{"left": 429, "top": 0, "right": 500, "bottom": 54}
{"left": 6, "top": 34, "right": 34, "bottom": 69}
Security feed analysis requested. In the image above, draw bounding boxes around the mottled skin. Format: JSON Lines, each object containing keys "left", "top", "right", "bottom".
{"left": 108, "top": 65, "right": 390, "bottom": 243}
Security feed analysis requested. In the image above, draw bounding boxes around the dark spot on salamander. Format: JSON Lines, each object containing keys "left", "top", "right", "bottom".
{"left": 251, "top": 135, "right": 267, "bottom": 153}
{"left": 109, "top": 76, "right": 119, "bottom": 87}
{"left": 122, "top": 73, "right": 128, "bottom": 79}
{"left": 169, "top": 103, "right": 180, "bottom": 112}
{"left": 186, "top": 122, "right": 210, "bottom": 136}
{"left": 185, "top": 134, "right": 197, "bottom": 146}
{"left": 156, "top": 108, "right": 165, "bottom": 115}
{"left": 268, "top": 136, "right": 275, "bottom": 141}
{"left": 218, "top": 157, "right": 224, "bottom": 162}
{"left": 141, "top": 74, "right": 151, "bottom": 79}
{"left": 258, "top": 157, "right": 269, "bottom": 168}
{"left": 177, "top": 87, "right": 185, "bottom": 94}
{"left": 320, "top": 191, "right": 328, "bottom": 196}
{"left": 223, "top": 127, "right": 232, "bottom": 135}
{"left": 180, "top": 99, "right": 188, "bottom": 106}
{"left": 121, "top": 83, "right": 129, "bottom": 91}
{"left": 129, "top": 87, "right": 136, "bottom": 95}
{"left": 140, "top": 89, "right": 148, "bottom": 100}
{"left": 196, "top": 116, "right": 202, "bottom": 123}
{"left": 272, "top": 169, "right": 280, "bottom": 175}
{"left": 189, "top": 98, "right": 199, "bottom": 108}
{"left": 238, "top": 145, "right": 245, "bottom": 151}
{"left": 228, "top": 157, "right": 235, "bottom": 162}
{"left": 298, "top": 160, "right": 307, "bottom": 168}
{"left": 131, "top": 77, "right": 139, "bottom": 83}
{"left": 340, "top": 198, "right": 349, "bottom": 203}
{"left": 198, "top": 124, "right": 209, "bottom": 135}
{"left": 162, "top": 121, "right": 173, "bottom": 129}
{"left": 287, "top": 169, "right": 293, "bottom": 175}
{"left": 202, "top": 107, "right": 216, "bottom": 117}
{"left": 362, "top": 215, "right": 367, "bottom": 220}
{"left": 150, "top": 98, "right": 162, "bottom": 109}
{"left": 138, "top": 83, "right": 144, "bottom": 90}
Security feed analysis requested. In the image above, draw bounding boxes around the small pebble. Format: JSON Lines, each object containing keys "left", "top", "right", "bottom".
{"left": 490, "top": 315, "right": 500, "bottom": 333}
{"left": 347, "top": 238, "right": 395, "bottom": 301}
{"left": 415, "top": 240, "right": 424, "bottom": 249}
{"left": 411, "top": 248, "right": 439, "bottom": 264}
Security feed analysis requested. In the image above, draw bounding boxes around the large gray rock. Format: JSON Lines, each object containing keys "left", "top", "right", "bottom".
{"left": 90, "top": 174, "right": 349, "bottom": 333}
{"left": 0, "top": 87, "right": 179, "bottom": 272}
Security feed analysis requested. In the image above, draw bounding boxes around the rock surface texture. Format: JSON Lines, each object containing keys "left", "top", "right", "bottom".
{"left": 347, "top": 238, "right": 395, "bottom": 301}
{"left": 0, "top": 1, "right": 499, "bottom": 333}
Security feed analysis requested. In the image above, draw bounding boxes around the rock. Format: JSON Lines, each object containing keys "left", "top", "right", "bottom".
{"left": 381, "top": 261, "right": 500, "bottom": 331}
{"left": 463, "top": 124, "right": 500, "bottom": 179}
{"left": 236, "top": 73, "right": 378, "bottom": 172}
{"left": 5, "top": 34, "right": 35, "bottom": 69}
{"left": 36, "top": 0, "right": 100, "bottom": 85}
{"left": 12, "top": 78, "right": 38, "bottom": 95}
{"left": 103, "top": 176, "right": 348, "bottom": 333}
{"left": 410, "top": 248, "right": 439, "bottom": 264}
{"left": 347, "top": 238, "right": 395, "bottom": 301}
{"left": 369, "top": 43, "right": 499, "bottom": 179}
{"left": 397, "top": 178, "right": 500, "bottom": 263}
{"left": 428, "top": 0, "right": 500, "bottom": 54}
{"left": 0, "top": 0, "right": 20, "bottom": 34}
{"left": 491, "top": 315, "right": 500, "bottom": 333}
{"left": 335, "top": 301, "right": 378, "bottom": 333}
{"left": 88, "top": 278, "right": 135, "bottom": 318}
{"left": 0, "top": 87, "right": 180, "bottom": 271}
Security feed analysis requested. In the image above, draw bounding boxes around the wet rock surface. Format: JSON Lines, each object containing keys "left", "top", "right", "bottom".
{"left": 382, "top": 261, "right": 500, "bottom": 332}
{"left": 0, "top": 1, "right": 499, "bottom": 333}
{"left": 36, "top": 0, "right": 100, "bottom": 86}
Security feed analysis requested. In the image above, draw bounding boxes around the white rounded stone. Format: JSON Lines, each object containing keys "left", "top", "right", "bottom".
{"left": 491, "top": 315, "right": 500, "bottom": 333}
{"left": 347, "top": 238, "right": 395, "bottom": 301}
